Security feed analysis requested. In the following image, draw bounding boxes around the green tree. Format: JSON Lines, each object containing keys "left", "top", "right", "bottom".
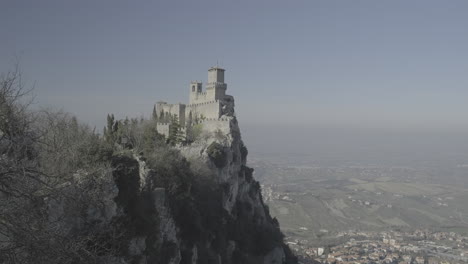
{"left": 186, "top": 111, "right": 193, "bottom": 127}
{"left": 164, "top": 112, "right": 170, "bottom": 123}
{"left": 104, "top": 114, "right": 124, "bottom": 145}
{"left": 185, "top": 112, "right": 193, "bottom": 142}
{"left": 206, "top": 142, "right": 227, "bottom": 168}
{"left": 152, "top": 105, "right": 158, "bottom": 121}
{"left": 104, "top": 114, "right": 115, "bottom": 143}
{"left": 159, "top": 110, "right": 165, "bottom": 123}
{"left": 167, "top": 115, "right": 183, "bottom": 145}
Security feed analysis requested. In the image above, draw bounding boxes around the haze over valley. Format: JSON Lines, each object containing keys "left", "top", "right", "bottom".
{"left": 242, "top": 125, "right": 468, "bottom": 262}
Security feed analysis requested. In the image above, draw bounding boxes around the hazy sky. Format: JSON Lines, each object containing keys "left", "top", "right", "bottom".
{"left": 1, "top": 0, "right": 468, "bottom": 134}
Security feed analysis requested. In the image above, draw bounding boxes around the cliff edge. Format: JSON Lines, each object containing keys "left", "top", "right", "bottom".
{"left": 105, "top": 67, "right": 298, "bottom": 263}
{"left": 0, "top": 67, "right": 297, "bottom": 264}
{"left": 112, "top": 94, "right": 298, "bottom": 263}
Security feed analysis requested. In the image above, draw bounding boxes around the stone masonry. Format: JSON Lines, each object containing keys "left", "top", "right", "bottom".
{"left": 155, "top": 67, "right": 235, "bottom": 138}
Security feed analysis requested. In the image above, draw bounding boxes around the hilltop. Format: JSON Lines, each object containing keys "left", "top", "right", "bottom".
{"left": 0, "top": 67, "right": 297, "bottom": 264}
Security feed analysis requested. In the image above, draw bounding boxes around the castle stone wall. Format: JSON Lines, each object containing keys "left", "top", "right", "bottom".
{"left": 186, "top": 100, "right": 221, "bottom": 120}
{"left": 189, "top": 91, "right": 211, "bottom": 105}
{"left": 156, "top": 123, "right": 187, "bottom": 139}
{"left": 206, "top": 82, "right": 227, "bottom": 101}
{"left": 198, "top": 118, "right": 232, "bottom": 136}
{"left": 156, "top": 123, "right": 170, "bottom": 138}
{"left": 154, "top": 67, "right": 232, "bottom": 139}
{"left": 155, "top": 102, "right": 186, "bottom": 125}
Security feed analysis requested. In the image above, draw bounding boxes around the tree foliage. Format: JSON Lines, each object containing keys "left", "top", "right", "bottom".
{"left": 207, "top": 142, "right": 227, "bottom": 168}
{"left": 0, "top": 67, "right": 296, "bottom": 264}
{"left": 152, "top": 105, "right": 158, "bottom": 121}
{"left": 166, "top": 115, "right": 184, "bottom": 146}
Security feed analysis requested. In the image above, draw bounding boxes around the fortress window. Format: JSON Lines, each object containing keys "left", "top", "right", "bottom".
{"left": 192, "top": 85, "right": 195, "bottom": 92}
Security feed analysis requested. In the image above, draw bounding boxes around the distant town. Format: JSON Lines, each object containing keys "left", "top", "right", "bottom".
{"left": 288, "top": 229, "right": 468, "bottom": 264}
{"left": 249, "top": 159, "right": 468, "bottom": 264}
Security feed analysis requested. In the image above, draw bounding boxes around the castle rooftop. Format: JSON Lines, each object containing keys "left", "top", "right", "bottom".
{"left": 208, "top": 66, "right": 225, "bottom": 71}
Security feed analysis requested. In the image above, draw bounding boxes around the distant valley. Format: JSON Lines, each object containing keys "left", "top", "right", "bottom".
{"left": 249, "top": 156, "right": 468, "bottom": 246}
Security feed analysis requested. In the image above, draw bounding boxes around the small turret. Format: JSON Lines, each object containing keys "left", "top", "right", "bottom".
{"left": 189, "top": 81, "right": 202, "bottom": 104}
{"left": 190, "top": 81, "right": 202, "bottom": 93}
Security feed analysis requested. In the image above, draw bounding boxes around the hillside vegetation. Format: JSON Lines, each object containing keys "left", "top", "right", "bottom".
{"left": 0, "top": 68, "right": 297, "bottom": 264}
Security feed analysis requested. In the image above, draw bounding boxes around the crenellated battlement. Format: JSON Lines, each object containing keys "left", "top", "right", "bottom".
{"left": 154, "top": 66, "right": 234, "bottom": 139}
{"left": 195, "top": 117, "right": 231, "bottom": 123}
{"left": 187, "top": 100, "right": 219, "bottom": 107}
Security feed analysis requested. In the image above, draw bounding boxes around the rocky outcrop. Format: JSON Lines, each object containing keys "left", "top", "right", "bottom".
{"left": 175, "top": 97, "right": 295, "bottom": 263}
{"left": 46, "top": 96, "right": 296, "bottom": 264}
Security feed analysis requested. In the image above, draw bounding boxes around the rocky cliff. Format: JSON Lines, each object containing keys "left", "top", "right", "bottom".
{"left": 98, "top": 97, "right": 298, "bottom": 263}
{"left": 0, "top": 91, "right": 297, "bottom": 264}
{"left": 0, "top": 65, "right": 297, "bottom": 264}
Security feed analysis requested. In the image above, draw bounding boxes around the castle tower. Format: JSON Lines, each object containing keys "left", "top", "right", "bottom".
{"left": 189, "top": 81, "right": 202, "bottom": 104}
{"left": 206, "top": 67, "right": 227, "bottom": 101}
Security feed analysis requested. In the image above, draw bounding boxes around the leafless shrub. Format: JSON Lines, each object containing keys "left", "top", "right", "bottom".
{"left": 0, "top": 67, "right": 122, "bottom": 263}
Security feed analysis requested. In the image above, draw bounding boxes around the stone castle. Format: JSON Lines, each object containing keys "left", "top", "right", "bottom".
{"left": 155, "top": 67, "right": 235, "bottom": 138}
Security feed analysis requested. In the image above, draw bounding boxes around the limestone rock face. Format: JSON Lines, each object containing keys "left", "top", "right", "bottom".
{"left": 220, "top": 95, "right": 235, "bottom": 117}
{"left": 45, "top": 96, "right": 296, "bottom": 264}
{"left": 174, "top": 97, "right": 294, "bottom": 264}
{"left": 120, "top": 98, "right": 294, "bottom": 263}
